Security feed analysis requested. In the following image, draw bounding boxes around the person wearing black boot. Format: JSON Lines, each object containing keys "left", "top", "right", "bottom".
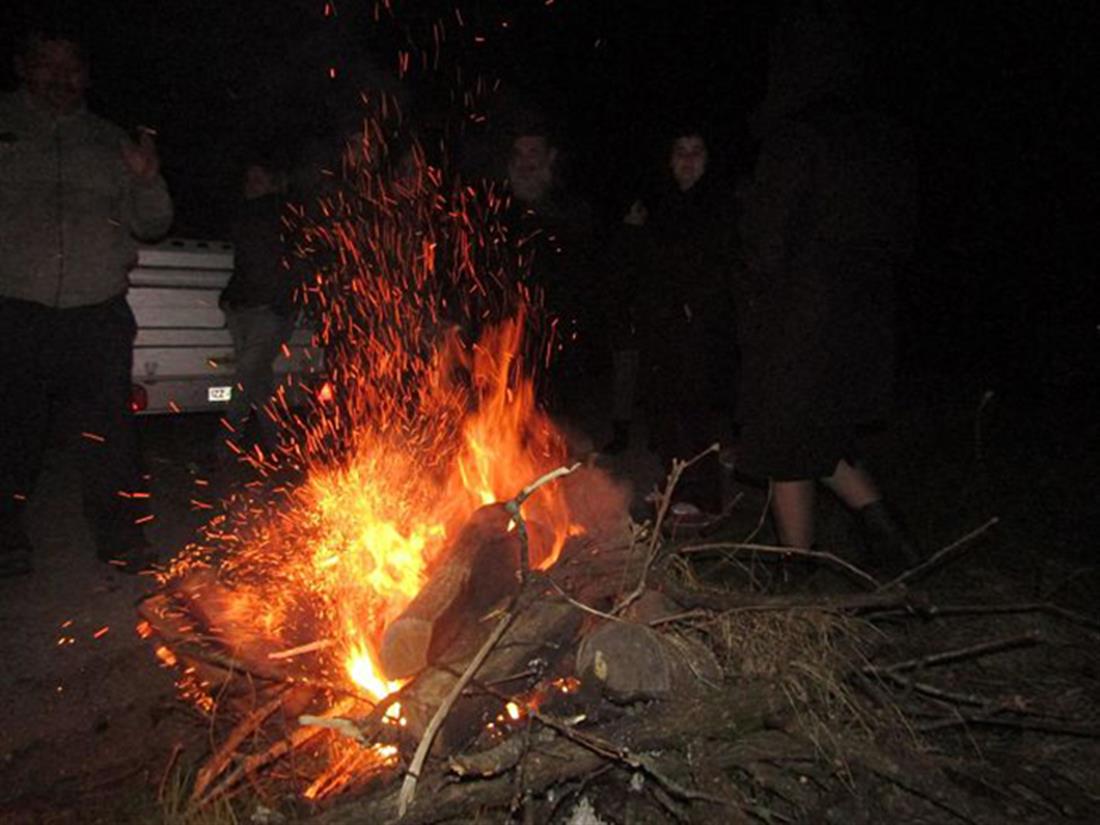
{"left": 736, "top": 7, "right": 919, "bottom": 572}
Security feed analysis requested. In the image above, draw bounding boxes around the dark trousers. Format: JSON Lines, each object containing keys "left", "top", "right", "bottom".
{"left": 223, "top": 305, "right": 295, "bottom": 451}
{"left": 642, "top": 315, "right": 726, "bottom": 512}
{"left": 0, "top": 295, "right": 148, "bottom": 555}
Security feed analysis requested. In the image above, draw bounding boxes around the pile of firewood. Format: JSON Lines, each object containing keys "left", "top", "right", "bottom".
{"left": 140, "top": 459, "right": 1100, "bottom": 824}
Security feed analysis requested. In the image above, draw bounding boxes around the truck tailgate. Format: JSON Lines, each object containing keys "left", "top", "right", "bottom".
{"left": 128, "top": 239, "right": 323, "bottom": 414}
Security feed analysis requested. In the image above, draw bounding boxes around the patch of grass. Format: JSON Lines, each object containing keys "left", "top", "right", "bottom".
{"left": 158, "top": 766, "right": 240, "bottom": 825}
{"left": 706, "top": 608, "right": 916, "bottom": 770}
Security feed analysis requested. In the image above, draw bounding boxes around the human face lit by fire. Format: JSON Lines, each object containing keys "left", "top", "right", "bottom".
{"left": 670, "top": 135, "right": 708, "bottom": 192}
{"left": 508, "top": 135, "right": 557, "bottom": 205}
{"left": 17, "top": 38, "right": 89, "bottom": 116}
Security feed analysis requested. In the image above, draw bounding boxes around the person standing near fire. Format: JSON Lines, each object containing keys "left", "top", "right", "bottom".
{"left": 736, "top": 7, "right": 919, "bottom": 568}
{"left": 620, "top": 125, "right": 739, "bottom": 521}
{"left": 216, "top": 159, "right": 297, "bottom": 462}
{"left": 0, "top": 21, "right": 173, "bottom": 576}
{"left": 502, "top": 118, "right": 597, "bottom": 423}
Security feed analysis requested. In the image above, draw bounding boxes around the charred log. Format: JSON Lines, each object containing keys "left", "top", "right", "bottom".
{"left": 379, "top": 504, "right": 525, "bottom": 681}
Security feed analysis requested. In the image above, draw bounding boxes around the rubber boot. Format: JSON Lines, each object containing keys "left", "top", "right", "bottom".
{"left": 855, "top": 500, "right": 920, "bottom": 573}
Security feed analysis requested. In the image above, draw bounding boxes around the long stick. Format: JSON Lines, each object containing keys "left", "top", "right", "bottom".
{"left": 872, "top": 670, "right": 990, "bottom": 707}
{"left": 191, "top": 688, "right": 291, "bottom": 801}
{"left": 195, "top": 696, "right": 357, "bottom": 808}
{"left": 865, "top": 631, "right": 1041, "bottom": 675}
{"left": 876, "top": 517, "right": 999, "bottom": 592}
{"left": 396, "top": 462, "right": 581, "bottom": 817}
{"left": 871, "top": 602, "right": 1095, "bottom": 638}
{"left": 505, "top": 462, "right": 581, "bottom": 582}
{"left": 397, "top": 606, "right": 518, "bottom": 818}
{"left": 679, "top": 541, "right": 882, "bottom": 591}
{"left": 918, "top": 714, "right": 1100, "bottom": 740}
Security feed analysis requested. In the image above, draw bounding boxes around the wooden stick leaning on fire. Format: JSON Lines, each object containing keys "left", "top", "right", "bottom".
{"left": 392, "top": 461, "right": 583, "bottom": 817}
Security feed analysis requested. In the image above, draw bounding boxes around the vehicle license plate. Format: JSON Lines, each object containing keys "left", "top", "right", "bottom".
{"left": 208, "top": 386, "right": 233, "bottom": 402}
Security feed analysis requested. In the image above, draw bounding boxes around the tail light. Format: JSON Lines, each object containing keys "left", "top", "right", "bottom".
{"left": 129, "top": 383, "right": 149, "bottom": 413}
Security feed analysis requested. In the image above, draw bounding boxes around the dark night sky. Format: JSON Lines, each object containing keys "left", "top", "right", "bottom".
{"left": 2, "top": 0, "right": 1096, "bottom": 383}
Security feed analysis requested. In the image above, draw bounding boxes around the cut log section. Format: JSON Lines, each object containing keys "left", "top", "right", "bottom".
{"left": 390, "top": 589, "right": 585, "bottom": 753}
{"left": 379, "top": 504, "right": 525, "bottom": 680}
{"left": 575, "top": 618, "right": 723, "bottom": 703}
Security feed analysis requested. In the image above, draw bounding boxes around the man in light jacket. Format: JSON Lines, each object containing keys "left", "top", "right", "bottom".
{"left": 0, "top": 22, "right": 173, "bottom": 576}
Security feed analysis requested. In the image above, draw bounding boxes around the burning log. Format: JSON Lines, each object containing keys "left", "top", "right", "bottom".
{"left": 380, "top": 586, "right": 585, "bottom": 753}
{"left": 140, "top": 568, "right": 318, "bottom": 674}
{"left": 379, "top": 503, "right": 525, "bottom": 681}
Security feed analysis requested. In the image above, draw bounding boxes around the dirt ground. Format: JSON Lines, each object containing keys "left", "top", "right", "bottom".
{"left": 1, "top": 368, "right": 1098, "bottom": 824}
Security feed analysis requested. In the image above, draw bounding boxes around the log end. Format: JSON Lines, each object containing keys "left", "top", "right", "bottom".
{"left": 379, "top": 616, "right": 433, "bottom": 680}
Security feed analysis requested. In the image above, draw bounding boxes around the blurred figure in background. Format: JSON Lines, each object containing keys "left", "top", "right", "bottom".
{"left": 501, "top": 118, "right": 598, "bottom": 425}
{"left": 599, "top": 196, "right": 647, "bottom": 456}
{"left": 217, "top": 160, "right": 297, "bottom": 460}
{"left": 623, "top": 126, "right": 740, "bottom": 521}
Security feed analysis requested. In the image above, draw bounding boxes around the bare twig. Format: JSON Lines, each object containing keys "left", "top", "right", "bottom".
{"left": 196, "top": 697, "right": 356, "bottom": 808}
{"left": 870, "top": 600, "right": 1100, "bottom": 633}
{"left": 157, "top": 742, "right": 184, "bottom": 803}
{"left": 616, "top": 444, "right": 720, "bottom": 615}
{"left": 504, "top": 462, "right": 581, "bottom": 582}
{"left": 871, "top": 670, "right": 991, "bottom": 708}
{"left": 267, "top": 638, "right": 335, "bottom": 660}
{"left": 679, "top": 541, "right": 882, "bottom": 591}
{"left": 876, "top": 517, "right": 999, "bottom": 592}
{"left": 918, "top": 714, "right": 1100, "bottom": 739}
{"left": 398, "top": 462, "right": 585, "bottom": 815}
{"left": 865, "top": 631, "right": 1042, "bottom": 675}
{"left": 298, "top": 714, "right": 368, "bottom": 743}
{"left": 742, "top": 480, "right": 772, "bottom": 545}
{"left": 397, "top": 604, "right": 518, "bottom": 818}
{"left": 513, "top": 463, "right": 583, "bottom": 506}
{"left": 539, "top": 570, "right": 626, "bottom": 623}
{"left": 191, "top": 687, "right": 291, "bottom": 801}
{"left": 165, "top": 636, "right": 376, "bottom": 702}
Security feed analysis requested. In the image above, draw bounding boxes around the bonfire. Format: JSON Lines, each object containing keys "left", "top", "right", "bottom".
{"left": 139, "top": 95, "right": 633, "bottom": 807}
{"left": 137, "top": 98, "right": 1099, "bottom": 825}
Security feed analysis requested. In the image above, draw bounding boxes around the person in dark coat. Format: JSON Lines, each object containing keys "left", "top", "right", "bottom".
{"left": 629, "top": 128, "right": 739, "bottom": 517}
{"left": 736, "top": 7, "right": 919, "bottom": 564}
{"left": 217, "top": 161, "right": 297, "bottom": 458}
{"left": 501, "top": 122, "right": 597, "bottom": 419}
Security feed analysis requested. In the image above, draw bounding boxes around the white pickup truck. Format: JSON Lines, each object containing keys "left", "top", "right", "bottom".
{"left": 127, "top": 238, "right": 323, "bottom": 414}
